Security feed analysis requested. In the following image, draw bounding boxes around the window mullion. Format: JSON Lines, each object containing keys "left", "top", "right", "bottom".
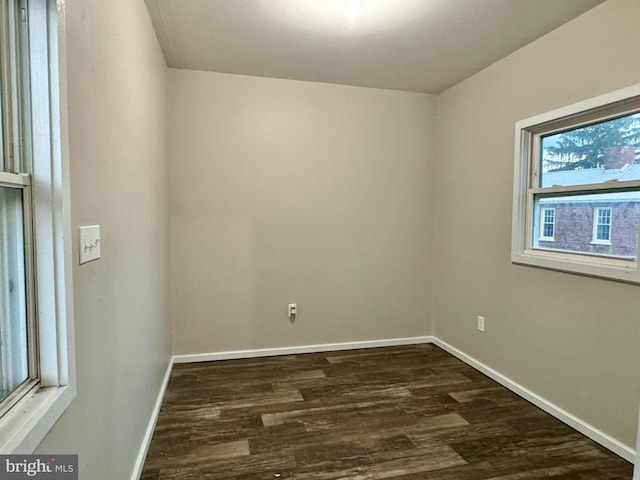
{"left": 21, "top": 179, "right": 38, "bottom": 382}
{"left": 530, "top": 132, "right": 541, "bottom": 188}
{"left": 524, "top": 190, "right": 535, "bottom": 250}
{"left": 0, "top": 171, "right": 29, "bottom": 187}
{"left": 531, "top": 180, "right": 640, "bottom": 196}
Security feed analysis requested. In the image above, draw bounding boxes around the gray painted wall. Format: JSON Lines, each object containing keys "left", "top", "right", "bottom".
{"left": 35, "top": 0, "right": 172, "bottom": 478}
{"left": 168, "top": 69, "right": 436, "bottom": 355}
{"left": 434, "top": 0, "right": 640, "bottom": 448}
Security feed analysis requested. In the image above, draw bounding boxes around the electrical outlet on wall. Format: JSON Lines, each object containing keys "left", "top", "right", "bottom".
{"left": 477, "top": 315, "right": 485, "bottom": 332}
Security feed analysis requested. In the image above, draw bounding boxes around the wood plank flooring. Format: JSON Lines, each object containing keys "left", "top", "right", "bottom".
{"left": 140, "top": 344, "right": 633, "bottom": 479}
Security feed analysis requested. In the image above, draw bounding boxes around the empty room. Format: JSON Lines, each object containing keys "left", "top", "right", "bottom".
{"left": 0, "top": 0, "right": 639, "bottom": 479}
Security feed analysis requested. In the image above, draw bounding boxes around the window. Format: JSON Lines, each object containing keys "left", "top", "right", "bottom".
{"left": 512, "top": 83, "right": 640, "bottom": 284}
{"left": 0, "top": 0, "right": 75, "bottom": 452}
{"left": 592, "top": 207, "right": 612, "bottom": 244}
{"left": 539, "top": 208, "right": 555, "bottom": 241}
{"left": 0, "top": 0, "right": 38, "bottom": 413}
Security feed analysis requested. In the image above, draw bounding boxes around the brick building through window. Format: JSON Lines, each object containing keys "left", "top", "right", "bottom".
{"left": 537, "top": 148, "right": 640, "bottom": 259}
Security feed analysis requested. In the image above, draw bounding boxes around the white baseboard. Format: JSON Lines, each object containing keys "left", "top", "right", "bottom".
{"left": 172, "top": 336, "right": 435, "bottom": 363}
{"left": 130, "top": 357, "right": 174, "bottom": 480}
{"left": 431, "top": 337, "right": 636, "bottom": 463}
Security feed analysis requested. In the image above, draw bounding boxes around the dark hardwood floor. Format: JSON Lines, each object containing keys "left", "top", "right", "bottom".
{"left": 141, "top": 344, "right": 633, "bottom": 479}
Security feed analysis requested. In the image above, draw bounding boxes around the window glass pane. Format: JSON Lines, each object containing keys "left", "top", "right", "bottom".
{"left": 540, "top": 112, "right": 640, "bottom": 187}
{"left": 0, "top": 0, "right": 7, "bottom": 173}
{"left": 0, "top": 186, "right": 29, "bottom": 402}
{"left": 533, "top": 192, "right": 640, "bottom": 259}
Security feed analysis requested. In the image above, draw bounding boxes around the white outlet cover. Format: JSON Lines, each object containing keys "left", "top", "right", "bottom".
{"left": 79, "top": 225, "right": 101, "bottom": 264}
{"left": 477, "top": 316, "right": 485, "bottom": 332}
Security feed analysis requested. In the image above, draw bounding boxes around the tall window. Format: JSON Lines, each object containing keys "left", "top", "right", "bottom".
{"left": 592, "top": 208, "right": 612, "bottom": 244}
{"left": 539, "top": 208, "right": 555, "bottom": 241}
{"left": 0, "top": 0, "right": 38, "bottom": 412}
{"left": 512, "top": 83, "right": 640, "bottom": 284}
{"left": 0, "top": 0, "right": 75, "bottom": 453}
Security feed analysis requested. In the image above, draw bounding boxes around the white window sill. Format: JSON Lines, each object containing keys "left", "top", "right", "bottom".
{"left": 539, "top": 237, "right": 555, "bottom": 242}
{"left": 513, "top": 248, "right": 640, "bottom": 285}
{"left": 0, "top": 384, "right": 76, "bottom": 453}
{"left": 591, "top": 240, "right": 612, "bottom": 246}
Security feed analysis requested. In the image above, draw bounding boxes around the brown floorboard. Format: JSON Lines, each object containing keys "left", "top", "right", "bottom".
{"left": 140, "top": 344, "right": 633, "bottom": 479}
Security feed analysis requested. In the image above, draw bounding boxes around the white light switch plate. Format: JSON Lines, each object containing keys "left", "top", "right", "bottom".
{"left": 79, "top": 225, "right": 101, "bottom": 264}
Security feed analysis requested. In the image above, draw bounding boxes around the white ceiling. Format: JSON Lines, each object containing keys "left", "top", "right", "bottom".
{"left": 145, "top": 0, "right": 605, "bottom": 93}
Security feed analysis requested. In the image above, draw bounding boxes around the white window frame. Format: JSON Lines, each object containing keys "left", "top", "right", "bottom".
{"left": 592, "top": 207, "right": 612, "bottom": 245}
{"left": 539, "top": 207, "right": 555, "bottom": 241}
{"left": 512, "top": 82, "right": 640, "bottom": 285}
{"left": 0, "top": 0, "right": 75, "bottom": 453}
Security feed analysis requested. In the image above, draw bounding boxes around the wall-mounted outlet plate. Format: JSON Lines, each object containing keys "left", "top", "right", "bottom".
{"left": 79, "top": 225, "right": 101, "bottom": 264}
